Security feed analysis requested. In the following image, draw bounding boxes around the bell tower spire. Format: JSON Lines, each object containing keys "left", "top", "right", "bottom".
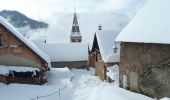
{"left": 70, "top": 8, "right": 82, "bottom": 43}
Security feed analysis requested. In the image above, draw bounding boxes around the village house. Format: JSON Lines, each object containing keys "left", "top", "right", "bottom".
{"left": 90, "top": 26, "right": 120, "bottom": 82}
{"left": 0, "top": 17, "right": 51, "bottom": 85}
{"left": 116, "top": 0, "right": 170, "bottom": 98}
{"left": 33, "top": 41, "right": 88, "bottom": 68}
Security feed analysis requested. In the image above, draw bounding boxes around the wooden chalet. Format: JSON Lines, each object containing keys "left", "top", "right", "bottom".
{"left": 0, "top": 17, "right": 50, "bottom": 85}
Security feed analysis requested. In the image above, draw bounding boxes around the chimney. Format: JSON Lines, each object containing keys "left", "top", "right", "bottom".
{"left": 98, "top": 24, "right": 102, "bottom": 30}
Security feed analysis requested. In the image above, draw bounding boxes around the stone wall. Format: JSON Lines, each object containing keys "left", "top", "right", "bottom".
{"left": 95, "top": 60, "right": 106, "bottom": 81}
{"left": 89, "top": 53, "right": 96, "bottom": 68}
{"left": 51, "top": 61, "right": 87, "bottom": 68}
{"left": 120, "top": 42, "right": 170, "bottom": 98}
{"left": 95, "top": 61, "right": 116, "bottom": 82}
{"left": 91, "top": 52, "right": 115, "bottom": 82}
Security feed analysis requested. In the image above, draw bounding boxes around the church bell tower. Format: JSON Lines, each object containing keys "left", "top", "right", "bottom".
{"left": 70, "top": 9, "right": 82, "bottom": 43}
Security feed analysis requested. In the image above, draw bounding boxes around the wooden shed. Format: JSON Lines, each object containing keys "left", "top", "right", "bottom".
{"left": 0, "top": 17, "right": 50, "bottom": 85}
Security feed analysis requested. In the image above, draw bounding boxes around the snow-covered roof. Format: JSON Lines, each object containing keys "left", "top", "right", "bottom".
{"left": 96, "top": 30, "right": 120, "bottom": 63}
{"left": 116, "top": 0, "right": 170, "bottom": 44}
{"left": 33, "top": 41, "right": 88, "bottom": 62}
{"left": 0, "top": 17, "right": 50, "bottom": 66}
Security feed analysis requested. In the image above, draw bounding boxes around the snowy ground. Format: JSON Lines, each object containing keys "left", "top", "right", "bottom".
{"left": 0, "top": 67, "right": 162, "bottom": 100}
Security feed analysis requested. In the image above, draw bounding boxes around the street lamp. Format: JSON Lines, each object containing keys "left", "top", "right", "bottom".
{"left": 113, "top": 44, "right": 118, "bottom": 53}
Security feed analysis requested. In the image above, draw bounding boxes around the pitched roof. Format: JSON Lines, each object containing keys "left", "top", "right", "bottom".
{"left": 93, "top": 30, "right": 120, "bottom": 63}
{"left": 70, "top": 12, "right": 81, "bottom": 36}
{"left": 116, "top": 0, "right": 170, "bottom": 44}
{"left": 33, "top": 41, "right": 88, "bottom": 62}
{"left": 0, "top": 17, "right": 50, "bottom": 66}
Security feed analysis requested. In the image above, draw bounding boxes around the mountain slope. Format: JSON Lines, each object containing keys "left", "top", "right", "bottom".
{"left": 0, "top": 10, "right": 48, "bottom": 29}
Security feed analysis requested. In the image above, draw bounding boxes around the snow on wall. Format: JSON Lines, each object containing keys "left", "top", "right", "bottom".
{"left": 96, "top": 30, "right": 120, "bottom": 63}
{"left": 0, "top": 17, "right": 51, "bottom": 66}
{"left": 116, "top": 0, "right": 170, "bottom": 44}
{"left": 105, "top": 52, "right": 120, "bottom": 64}
{"left": 33, "top": 41, "right": 88, "bottom": 62}
{"left": 0, "top": 65, "right": 39, "bottom": 75}
{"left": 106, "top": 64, "right": 119, "bottom": 84}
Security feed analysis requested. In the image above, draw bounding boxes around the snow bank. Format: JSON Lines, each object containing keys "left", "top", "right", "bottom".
{"left": 0, "top": 17, "right": 50, "bottom": 66}
{"left": 0, "top": 67, "right": 154, "bottom": 100}
{"left": 0, "top": 67, "right": 72, "bottom": 100}
{"left": 96, "top": 30, "right": 120, "bottom": 63}
{"left": 0, "top": 65, "right": 39, "bottom": 75}
{"left": 33, "top": 41, "right": 88, "bottom": 62}
{"left": 69, "top": 68, "right": 153, "bottom": 100}
{"left": 105, "top": 51, "right": 120, "bottom": 63}
{"left": 116, "top": 0, "right": 170, "bottom": 44}
{"left": 160, "top": 97, "right": 170, "bottom": 100}
{"left": 106, "top": 64, "right": 119, "bottom": 84}
{"left": 83, "top": 86, "right": 153, "bottom": 100}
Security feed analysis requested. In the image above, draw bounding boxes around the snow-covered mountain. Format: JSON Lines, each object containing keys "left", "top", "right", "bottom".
{"left": 0, "top": 10, "right": 48, "bottom": 29}
{"left": 0, "top": 10, "right": 48, "bottom": 39}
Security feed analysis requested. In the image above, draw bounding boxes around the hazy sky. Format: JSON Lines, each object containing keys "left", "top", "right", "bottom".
{"left": 0, "top": 0, "right": 147, "bottom": 43}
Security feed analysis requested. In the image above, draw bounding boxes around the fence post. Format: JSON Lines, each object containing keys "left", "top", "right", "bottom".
{"left": 37, "top": 95, "right": 38, "bottom": 100}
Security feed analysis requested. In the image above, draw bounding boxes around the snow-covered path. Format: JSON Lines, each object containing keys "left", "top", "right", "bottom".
{"left": 0, "top": 67, "right": 154, "bottom": 100}
{"left": 58, "top": 68, "right": 153, "bottom": 100}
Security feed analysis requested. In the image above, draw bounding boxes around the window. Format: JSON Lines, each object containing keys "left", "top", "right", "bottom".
{"left": 78, "top": 39, "right": 81, "bottom": 42}
{"left": 0, "top": 35, "right": 4, "bottom": 46}
{"left": 72, "top": 39, "right": 75, "bottom": 42}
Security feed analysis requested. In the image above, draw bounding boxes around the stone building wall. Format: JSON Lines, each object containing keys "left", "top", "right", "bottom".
{"left": 51, "top": 61, "right": 87, "bottom": 68}
{"left": 70, "top": 36, "right": 82, "bottom": 43}
{"left": 89, "top": 53, "right": 96, "bottom": 68}
{"left": 95, "top": 60, "right": 106, "bottom": 81}
{"left": 120, "top": 42, "right": 170, "bottom": 98}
